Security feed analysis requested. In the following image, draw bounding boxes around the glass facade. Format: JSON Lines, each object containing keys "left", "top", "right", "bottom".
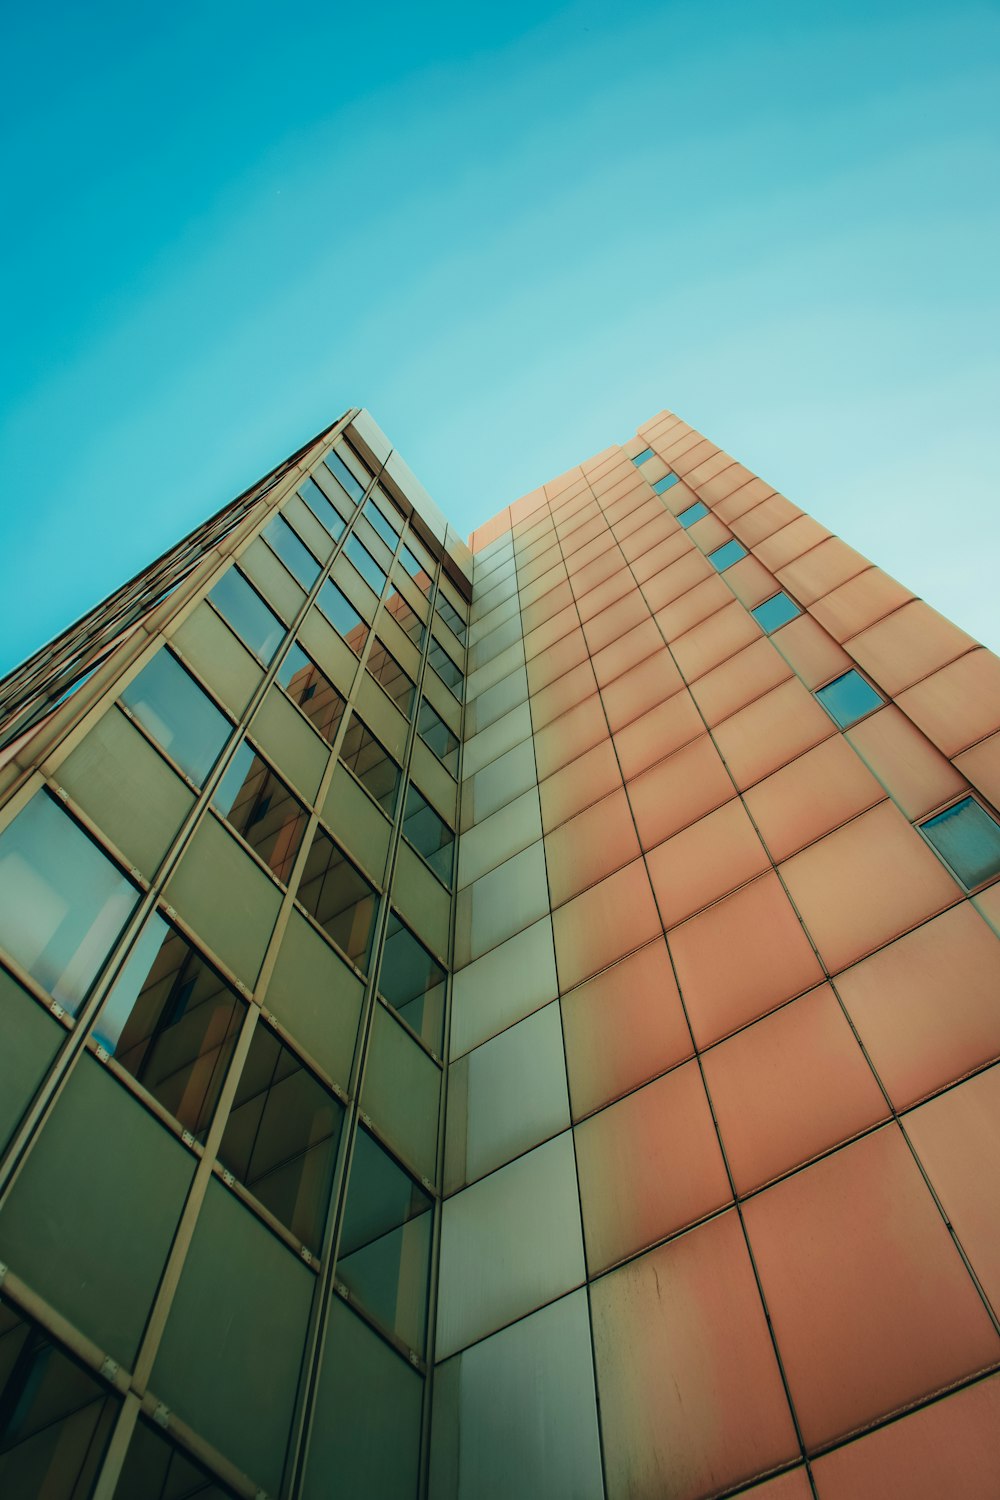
{"left": 0, "top": 406, "right": 998, "bottom": 1498}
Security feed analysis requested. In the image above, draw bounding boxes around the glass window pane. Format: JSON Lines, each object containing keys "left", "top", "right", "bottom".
{"left": 632, "top": 447, "right": 654, "bottom": 465}
{"left": 428, "top": 639, "right": 464, "bottom": 700}
{"left": 385, "top": 587, "right": 424, "bottom": 648}
{"left": 364, "top": 496, "right": 401, "bottom": 550}
{"left": 654, "top": 473, "right": 679, "bottom": 494}
{"left": 0, "top": 1298, "right": 119, "bottom": 1499}
{"left": 816, "top": 669, "right": 884, "bottom": 728}
{"left": 276, "top": 643, "right": 346, "bottom": 744}
{"left": 263, "top": 515, "right": 321, "bottom": 589}
{"left": 94, "top": 915, "right": 244, "bottom": 1138}
{"left": 921, "top": 797, "right": 1000, "bottom": 888}
{"left": 209, "top": 569, "right": 285, "bottom": 663}
{"left": 401, "top": 543, "right": 433, "bottom": 596}
{"left": 0, "top": 968, "right": 63, "bottom": 1153}
{"left": 418, "top": 700, "right": 459, "bottom": 775}
{"left": 219, "top": 1022, "right": 343, "bottom": 1252}
{"left": 366, "top": 641, "right": 415, "bottom": 716}
{"left": 0, "top": 793, "right": 138, "bottom": 1013}
{"left": 114, "top": 1417, "right": 240, "bottom": 1500}
{"left": 297, "top": 831, "right": 378, "bottom": 971}
{"left": 213, "top": 743, "right": 308, "bottom": 883}
{"left": 678, "top": 501, "right": 709, "bottom": 528}
{"left": 339, "top": 716, "right": 400, "bottom": 814}
{"left": 345, "top": 535, "right": 387, "bottom": 598}
{"left": 121, "top": 649, "right": 230, "bottom": 785}
{"left": 317, "top": 581, "right": 370, "bottom": 656}
{"left": 752, "top": 592, "right": 801, "bottom": 633}
{"left": 709, "top": 539, "right": 748, "bottom": 572}
{"left": 324, "top": 448, "right": 365, "bottom": 504}
{"left": 403, "top": 785, "right": 454, "bottom": 886}
{"left": 336, "top": 1126, "right": 432, "bottom": 1353}
{"left": 436, "top": 595, "right": 468, "bottom": 643}
{"left": 299, "top": 477, "right": 346, "bottom": 540}
{"left": 379, "top": 912, "right": 446, "bottom": 1053}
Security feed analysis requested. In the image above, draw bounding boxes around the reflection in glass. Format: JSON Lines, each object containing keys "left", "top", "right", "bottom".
{"left": 752, "top": 592, "right": 801, "bottom": 633}
{"left": 339, "top": 717, "right": 401, "bottom": 814}
{"left": 213, "top": 743, "right": 308, "bottom": 883}
{"left": 436, "top": 594, "right": 467, "bottom": 643}
{"left": 417, "top": 700, "right": 459, "bottom": 775}
{"left": 264, "top": 515, "right": 321, "bottom": 589}
{"left": 337, "top": 1127, "right": 432, "bottom": 1352}
{"left": 219, "top": 1022, "right": 342, "bottom": 1252}
{"left": 209, "top": 570, "right": 285, "bottom": 663}
{"left": 95, "top": 916, "right": 244, "bottom": 1137}
{"left": 365, "top": 641, "right": 415, "bottom": 717}
{"left": 114, "top": 1416, "right": 239, "bottom": 1499}
{"left": 318, "top": 581, "right": 370, "bottom": 656}
{"left": 921, "top": 797, "right": 1000, "bottom": 889}
{"left": 816, "top": 669, "right": 884, "bottom": 728}
{"left": 385, "top": 588, "right": 425, "bottom": 648}
{"left": 0, "top": 1298, "right": 118, "bottom": 1498}
{"left": 403, "top": 785, "right": 454, "bottom": 885}
{"left": 401, "top": 544, "right": 433, "bottom": 597}
{"left": 345, "top": 536, "right": 387, "bottom": 598}
{"left": 654, "top": 473, "right": 679, "bottom": 494}
{"left": 380, "top": 913, "right": 446, "bottom": 1054}
{"left": 299, "top": 477, "right": 346, "bottom": 541}
{"left": 0, "top": 793, "right": 138, "bottom": 1013}
{"left": 277, "top": 644, "right": 346, "bottom": 744}
{"left": 324, "top": 448, "right": 365, "bottom": 505}
{"left": 428, "top": 640, "right": 464, "bottom": 700}
{"left": 364, "top": 496, "right": 401, "bottom": 550}
{"left": 298, "top": 832, "right": 378, "bottom": 971}
{"left": 678, "top": 501, "right": 709, "bottom": 528}
{"left": 121, "top": 650, "right": 230, "bottom": 784}
{"left": 632, "top": 447, "right": 654, "bottom": 466}
{"left": 708, "top": 539, "right": 748, "bottom": 572}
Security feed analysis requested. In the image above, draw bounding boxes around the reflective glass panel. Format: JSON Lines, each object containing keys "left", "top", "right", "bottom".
{"left": 678, "top": 501, "right": 710, "bottom": 528}
{"left": 95, "top": 915, "right": 244, "bottom": 1137}
{"left": 385, "top": 587, "right": 425, "bottom": 647}
{"left": 0, "top": 793, "right": 138, "bottom": 1013}
{"left": 403, "top": 785, "right": 454, "bottom": 885}
{"left": 337, "top": 1126, "right": 432, "bottom": 1352}
{"left": 816, "top": 668, "right": 884, "bottom": 728}
{"left": 121, "top": 649, "right": 229, "bottom": 784}
{"left": 263, "top": 514, "right": 321, "bottom": 589}
{"left": 401, "top": 543, "right": 433, "bottom": 595}
{"left": 324, "top": 448, "right": 365, "bottom": 504}
{"left": 299, "top": 476, "right": 346, "bottom": 540}
{"left": 921, "top": 797, "right": 1000, "bottom": 888}
{"left": 364, "top": 496, "right": 401, "bottom": 550}
{"left": 209, "top": 569, "right": 285, "bottom": 663}
{"left": 418, "top": 700, "right": 459, "bottom": 774}
{"left": 219, "top": 1021, "right": 343, "bottom": 1252}
{"left": 752, "top": 592, "right": 801, "bottom": 633}
{"left": 654, "top": 473, "right": 679, "bottom": 494}
{"left": 709, "top": 539, "right": 748, "bottom": 571}
{"left": 277, "top": 643, "right": 346, "bottom": 743}
{"left": 345, "top": 535, "right": 387, "bottom": 597}
{"left": 317, "top": 580, "right": 370, "bottom": 655}
{"left": 365, "top": 641, "right": 415, "bottom": 716}
{"left": 632, "top": 447, "right": 654, "bottom": 465}
{"left": 298, "top": 832, "right": 378, "bottom": 970}
{"left": 428, "top": 639, "right": 464, "bottom": 699}
{"left": 379, "top": 913, "right": 446, "bottom": 1053}
{"left": 436, "top": 594, "right": 468, "bottom": 643}
{"left": 114, "top": 1417, "right": 239, "bottom": 1500}
{"left": 213, "top": 743, "right": 308, "bottom": 883}
{"left": 339, "top": 716, "right": 400, "bottom": 814}
{"left": 0, "top": 1299, "right": 118, "bottom": 1497}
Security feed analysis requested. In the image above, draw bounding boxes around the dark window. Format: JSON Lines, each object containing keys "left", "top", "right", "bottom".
{"left": 94, "top": 916, "right": 244, "bottom": 1137}
{"left": 653, "top": 473, "right": 679, "bottom": 494}
{"left": 435, "top": 594, "right": 468, "bottom": 643}
{"left": 263, "top": 515, "right": 321, "bottom": 589}
{"left": 0, "top": 793, "right": 138, "bottom": 1014}
{"left": 366, "top": 641, "right": 415, "bottom": 717}
{"left": 213, "top": 744, "right": 308, "bottom": 884}
{"left": 115, "top": 1417, "right": 241, "bottom": 1500}
{"left": 816, "top": 669, "right": 884, "bottom": 728}
{"left": 417, "top": 700, "right": 459, "bottom": 775}
{"left": 345, "top": 535, "right": 387, "bottom": 598}
{"left": 428, "top": 640, "right": 464, "bottom": 700}
{"left": 299, "top": 477, "right": 346, "bottom": 541}
{"left": 339, "top": 716, "right": 400, "bottom": 815}
{"left": 209, "top": 569, "right": 286, "bottom": 662}
{"left": 121, "top": 650, "right": 229, "bottom": 784}
{"left": 318, "top": 581, "right": 370, "bottom": 656}
{"left": 379, "top": 913, "right": 446, "bottom": 1053}
{"left": 298, "top": 832, "right": 378, "bottom": 971}
{"left": 324, "top": 449, "right": 365, "bottom": 505}
{"left": 364, "top": 497, "right": 401, "bottom": 551}
{"left": 708, "top": 539, "right": 748, "bottom": 572}
{"left": 277, "top": 644, "right": 346, "bottom": 744}
{"left": 218, "top": 1022, "right": 343, "bottom": 1253}
{"left": 632, "top": 447, "right": 655, "bottom": 466}
{"left": 920, "top": 797, "right": 1000, "bottom": 889}
{"left": 752, "top": 592, "right": 800, "bottom": 633}
{"left": 677, "top": 501, "right": 709, "bottom": 529}
{"left": 384, "top": 588, "right": 425, "bottom": 648}
{"left": 403, "top": 785, "right": 454, "bottom": 886}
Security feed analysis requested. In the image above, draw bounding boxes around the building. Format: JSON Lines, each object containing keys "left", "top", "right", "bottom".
{"left": 1, "top": 406, "right": 999, "bottom": 1499}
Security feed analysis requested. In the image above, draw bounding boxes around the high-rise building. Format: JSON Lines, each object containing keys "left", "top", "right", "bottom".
{"left": 1, "top": 406, "right": 999, "bottom": 1500}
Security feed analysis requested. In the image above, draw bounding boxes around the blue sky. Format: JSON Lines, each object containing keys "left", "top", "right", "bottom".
{"left": 2, "top": 0, "right": 998, "bottom": 673}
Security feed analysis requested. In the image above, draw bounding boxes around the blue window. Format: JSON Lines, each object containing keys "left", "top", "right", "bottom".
{"left": 678, "top": 502, "right": 709, "bottom": 529}
{"left": 298, "top": 477, "right": 345, "bottom": 541}
{"left": 209, "top": 570, "right": 286, "bottom": 664}
{"left": 632, "top": 447, "right": 655, "bottom": 466}
{"left": 752, "top": 592, "right": 801, "bottom": 633}
{"left": 920, "top": 798, "right": 1000, "bottom": 889}
{"left": 318, "top": 581, "right": 370, "bottom": 655}
{"left": 345, "top": 535, "right": 387, "bottom": 597}
{"left": 121, "top": 651, "right": 230, "bottom": 784}
{"left": 324, "top": 449, "right": 365, "bottom": 505}
{"left": 264, "top": 515, "right": 321, "bottom": 589}
{"left": 653, "top": 473, "right": 679, "bottom": 495}
{"left": 364, "top": 497, "right": 401, "bottom": 551}
{"left": 708, "top": 539, "right": 747, "bottom": 572}
{"left": 816, "top": 670, "right": 884, "bottom": 728}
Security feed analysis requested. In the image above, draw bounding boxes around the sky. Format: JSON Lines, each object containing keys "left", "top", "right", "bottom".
{"left": 2, "top": 0, "right": 999, "bottom": 674}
